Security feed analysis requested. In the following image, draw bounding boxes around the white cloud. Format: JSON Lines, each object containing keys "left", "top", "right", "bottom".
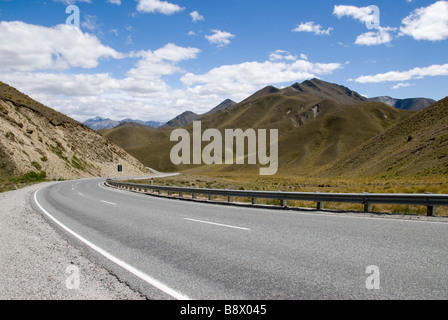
{"left": 0, "top": 42, "right": 203, "bottom": 121}
{"left": 391, "top": 82, "right": 412, "bottom": 89}
{"left": 333, "top": 5, "right": 376, "bottom": 25}
{"left": 136, "top": 0, "right": 184, "bottom": 15}
{"left": 181, "top": 55, "right": 342, "bottom": 100}
{"left": 333, "top": 5, "right": 399, "bottom": 46}
{"left": 122, "top": 43, "right": 201, "bottom": 94}
{"left": 400, "top": 0, "right": 448, "bottom": 41}
{"left": 205, "top": 29, "right": 235, "bottom": 47}
{"left": 2, "top": 71, "right": 118, "bottom": 97}
{"left": 107, "top": 0, "right": 121, "bottom": 5}
{"left": 269, "top": 50, "right": 297, "bottom": 62}
{"left": 81, "top": 14, "right": 101, "bottom": 33}
{"left": 0, "top": 21, "right": 123, "bottom": 72}
{"left": 353, "top": 63, "right": 448, "bottom": 83}
{"left": 190, "top": 11, "right": 204, "bottom": 22}
{"left": 53, "top": 0, "right": 91, "bottom": 4}
{"left": 292, "top": 21, "right": 332, "bottom": 35}
{"left": 355, "top": 27, "right": 396, "bottom": 46}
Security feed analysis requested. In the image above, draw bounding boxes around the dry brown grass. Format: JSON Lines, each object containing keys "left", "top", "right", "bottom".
{"left": 131, "top": 171, "right": 448, "bottom": 216}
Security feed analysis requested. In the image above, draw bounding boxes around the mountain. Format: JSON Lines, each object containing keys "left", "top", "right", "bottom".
{"left": 100, "top": 79, "right": 413, "bottom": 175}
{"left": 289, "top": 78, "right": 367, "bottom": 105}
{"left": 368, "top": 96, "right": 436, "bottom": 111}
{"left": 203, "top": 99, "right": 236, "bottom": 115}
{"left": 120, "top": 118, "right": 165, "bottom": 128}
{"left": 317, "top": 96, "right": 448, "bottom": 178}
{"left": 163, "top": 111, "right": 200, "bottom": 128}
{"left": 163, "top": 99, "right": 237, "bottom": 128}
{"left": 83, "top": 116, "right": 164, "bottom": 130}
{"left": 84, "top": 117, "right": 120, "bottom": 130}
{"left": 0, "top": 81, "right": 148, "bottom": 188}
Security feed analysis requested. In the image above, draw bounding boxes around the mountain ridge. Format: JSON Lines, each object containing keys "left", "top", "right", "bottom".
{"left": 84, "top": 116, "right": 165, "bottom": 130}
{"left": 368, "top": 96, "right": 436, "bottom": 111}
{"left": 100, "top": 79, "right": 415, "bottom": 176}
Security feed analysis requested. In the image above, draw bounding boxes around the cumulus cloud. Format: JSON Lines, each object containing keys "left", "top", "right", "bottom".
{"left": 333, "top": 4, "right": 400, "bottom": 46}
{"left": 355, "top": 27, "right": 396, "bottom": 46}
{"left": 333, "top": 5, "right": 377, "bottom": 25}
{"left": 400, "top": 0, "right": 448, "bottom": 41}
{"left": 353, "top": 63, "right": 448, "bottom": 83}
{"left": 205, "top": 29, "right": 235, "bottom": 47}
{"left": 0, "top": 21, "right": 123, "bottom": 72}
{"left": 181, "top": 55, "right": 342, "bottom": 100}
{"left": 126, "top": 43, "right": 200, "bottom": 80}
{"left": 190, "top": 11, "right": 204, "bottom": 22}
{"left": 0, "top": 42, "right": 203, "bottom": 121}
{"left": 136, "top": 0, "right": 184, "bottom": 15}
{"left": 391, "top": 82, "right": 412, "bottom": 89}
{"left": 292, "top": 21, "right": 333, "bottom": 35}
{"left": 269, "top": 50, "right": 297, "bottom": 62}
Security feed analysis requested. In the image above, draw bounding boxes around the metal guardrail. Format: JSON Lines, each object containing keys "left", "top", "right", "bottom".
{"left": 106, "top": 179, "right": 448, "bottom": 216}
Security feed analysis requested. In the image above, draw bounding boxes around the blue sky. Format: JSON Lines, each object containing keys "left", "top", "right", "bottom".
{"left": 0, "top": 0, "right": 447, "bottom": 122}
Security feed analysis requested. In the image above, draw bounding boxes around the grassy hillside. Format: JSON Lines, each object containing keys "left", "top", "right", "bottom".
{"left": 317, "top": 96, "right": 448, "bottom": 178}
{"left": 101, "top": 81, "right": 412, "bottom": 175}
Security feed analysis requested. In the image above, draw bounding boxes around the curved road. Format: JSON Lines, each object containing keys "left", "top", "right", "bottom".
{"left": 31, "top": 178, "right": 448, "bottom": 300}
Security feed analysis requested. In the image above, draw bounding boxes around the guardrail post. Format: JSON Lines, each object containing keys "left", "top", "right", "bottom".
{"left": 106, "top": 180, "right": 448, "bottom": 217}
{"left": 364, "top": 202, "right": 372, "bottom": 212}
{"left": 427, "top": 206, "right": 437, "bottom": 216}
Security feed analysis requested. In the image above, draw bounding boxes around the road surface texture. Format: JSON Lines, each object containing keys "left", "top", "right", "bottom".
{"left": 0, "top": 182, "right": 145, "bottom": 300}
{"left": 24, "top": 178, "right": 448, "bottom": 300}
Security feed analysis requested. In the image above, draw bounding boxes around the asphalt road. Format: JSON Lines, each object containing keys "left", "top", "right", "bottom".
{"left": 31, "top": 178, "right": 448, "bottom": 300}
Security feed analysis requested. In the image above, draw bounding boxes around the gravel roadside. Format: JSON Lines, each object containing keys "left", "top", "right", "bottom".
{"left": 0, "top": 181, "right": 145, "bottom": 300}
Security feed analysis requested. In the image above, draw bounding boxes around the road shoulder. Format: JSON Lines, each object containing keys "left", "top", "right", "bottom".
{"left": 0, "top": 182, "right": 145, "bottom": 300}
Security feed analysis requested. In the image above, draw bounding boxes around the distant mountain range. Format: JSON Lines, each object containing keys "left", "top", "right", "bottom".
{"left": 162, "top": 99, "right": 237, "bottom": 128}
{"left": 367, "top": 96, "right": 436, "bottom": 111}
{"left": 86, "top": 86, "right": 434, "bottom": 131}
{"left": 1, "top": 77, "right": 445, "bottom": 184}
{"left": 101, "top": 78, "right": 442, "bottom": 176}
{"left": 83, "top": 117, "right": 165, "bottom": 130}
{"left": 83, "top": 99, "right": 237, "bottom": 130}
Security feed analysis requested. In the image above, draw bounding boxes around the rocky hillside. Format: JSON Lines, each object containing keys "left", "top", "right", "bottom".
{"left": 0, "top": 81, "right": 149, "bottom": 185}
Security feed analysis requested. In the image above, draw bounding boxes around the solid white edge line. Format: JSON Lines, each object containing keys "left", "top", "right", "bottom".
{"left": 33, "top": 187, "right": 191, "bottom": 300}
{"left": 184, "top": 218, "right": 250, "bottom": 231}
